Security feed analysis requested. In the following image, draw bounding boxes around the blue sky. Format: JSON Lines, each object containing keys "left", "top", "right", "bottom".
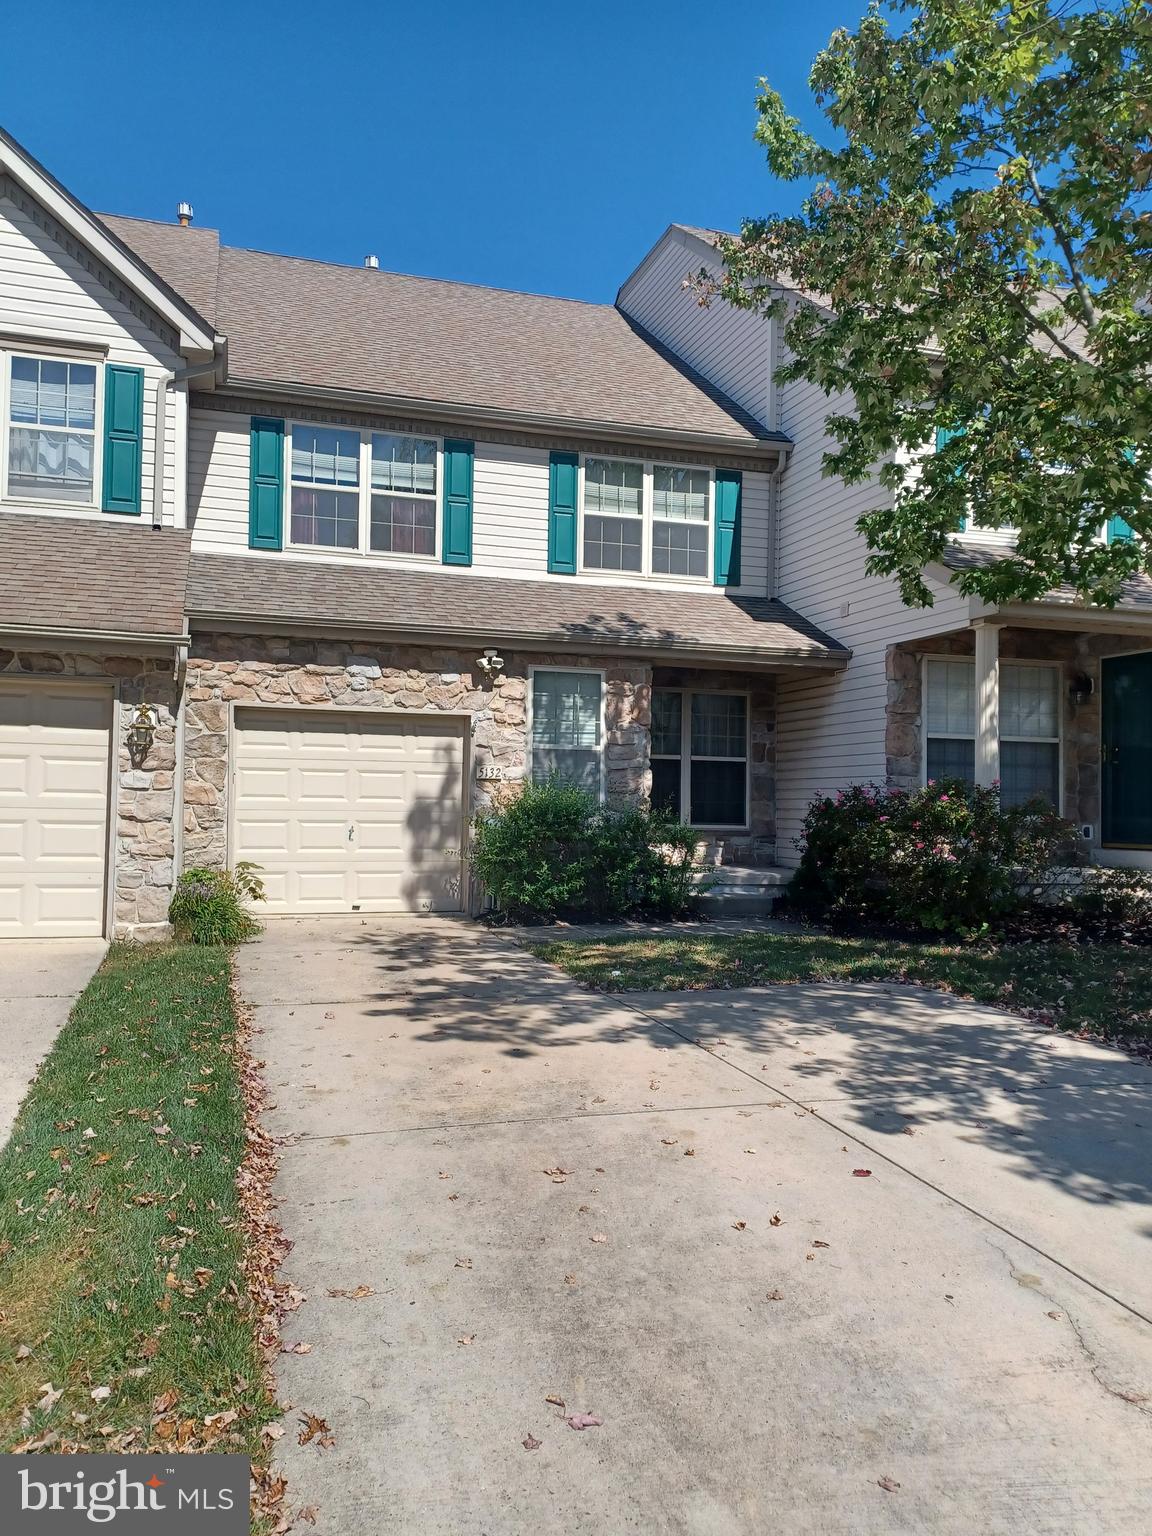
{"left": 1, "top": 0, "right": 855, "bottom": 303}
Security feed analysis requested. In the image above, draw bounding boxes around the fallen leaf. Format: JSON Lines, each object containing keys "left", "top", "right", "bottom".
{"left": 812, "top": 1240, "right": 831, "bottom": 1249}
{"left": 877, "top": 1476, "right": 901, "bottom": 1492}
{"left": 263, "top": 1423, "right": 286, "bottom": 1441}
{"left": 448, "top": 1194, "right": 460, "bottom": 1202}
{"left": 298, "top": 1508, "right": 319, "bottom": 1526}
{"left": 683, "top": 1148, "right": 695, "bottom": 1157}
{"left": 82, "top": 1128, "right": 96, "bottom": 1139}
{"left": 563, "top": 1273, "right": 577, "bottom": 1286}
{"left": 543, "top": 1167, "right": 570, "bottom": 1178}
{"left": 566, "top": 1413, "right": 603, "bottom": 1430}
{"left": 732, "top": 1220, "right": 747, "bottom": 1231}
{"left": 283, "top": 1342, "right": 313, "bottom": 1355}
{"left": 90, "top": 1386, "right": 112, "bottom": 1402}
{"left": 153, "top": 1389, "right": 179, "bottom": 1414}
{"left": 297, "top": 1413, "right": 333, "bottom": 1447}
{"left": 94, "top": 1152, "right": 112, "bottom": 1165}
{"left": 660, "top": 1138, "right": 678, "bottom": 1146}
{"left": 327, "top": 1285, "right": 375, "bottom": 1300}
{"left": 769, "top": 1213, "right": 783, "bottom": 1227}
{"left": 744, "top": 1148, "right": 757, "bottom": 1154}
{"left": 766, "top": 1289, "right": 784, "bottom": 1301}
{"left": 15, "top": 1344, "right": 32, "bottom": 1360}
{"left": 1046, "top": 1310, "right": 1063, "bottom": 1320}
{"left": 589, "top": 1233, "right": 608, "bottom": 1244}
{"left": 545, "top": 1394, "right": 565, "bottom": 1408}
{"left": 456, "top": 1335, "right": 475, "bottom": 1347}
{"left": 455, "top": 1257, "right": 473, "bottom": 1270}
{"left": 852, "top": 1169, "right": 873, "bottom": 1178}
{"left": 438, "top": 1171, "right": 451, "bottom": 1180}
{"left": 522, "top": 1432, "right": 542, "bottom": 1450}
{"left": 901, "top": 1126, "right": 916, "bottom": 1136}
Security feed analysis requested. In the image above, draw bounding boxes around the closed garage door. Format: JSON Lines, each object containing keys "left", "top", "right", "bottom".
{"left": 0, "top": 682, "right": 112, "bottom": 937}
{"left": 233, "top": 709, "right": 466, "bottom": 914}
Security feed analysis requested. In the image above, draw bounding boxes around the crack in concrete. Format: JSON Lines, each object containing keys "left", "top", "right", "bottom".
{"left": 987, "top": 1237, "right": 1152, "bottom": 1418}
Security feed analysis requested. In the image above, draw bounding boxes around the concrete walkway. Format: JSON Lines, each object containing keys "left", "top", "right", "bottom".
{"left": 0, "top": 939, "right": 106, "bottom": 1145}
{"left": 239, "top": 918, "right": 1152, "bottom": 1535}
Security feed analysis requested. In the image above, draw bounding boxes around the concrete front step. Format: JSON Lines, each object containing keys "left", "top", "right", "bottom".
{"left": 694, "top": 864, "right": 792, "bottom": 917}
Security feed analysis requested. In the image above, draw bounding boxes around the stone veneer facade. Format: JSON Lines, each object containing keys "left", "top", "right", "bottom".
{"left": 885, "top": 626, "right": 1152, "bottom": 839}
{"left": 0, "top": 647, "right": 179, "bottom": 941}
{"left": 181, "top": 634, "right": 655, "bottom": 878}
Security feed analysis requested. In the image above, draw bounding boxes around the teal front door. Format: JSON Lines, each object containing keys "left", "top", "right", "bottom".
{"left": 1102, "top": 651, "right": 1152, "bottom": 847}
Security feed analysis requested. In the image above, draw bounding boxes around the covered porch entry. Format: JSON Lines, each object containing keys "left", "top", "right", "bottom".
{"left": 886, "top": 611, "right": 1152, "bottom": 869}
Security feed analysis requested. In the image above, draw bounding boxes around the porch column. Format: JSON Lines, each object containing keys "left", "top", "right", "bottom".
{"left": 973, "top": 620, "right": 1001, "bottom": 788}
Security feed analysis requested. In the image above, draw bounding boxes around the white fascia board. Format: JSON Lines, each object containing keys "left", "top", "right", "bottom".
{"left": 0, "top": 129, "right": 218, "bottom": 357}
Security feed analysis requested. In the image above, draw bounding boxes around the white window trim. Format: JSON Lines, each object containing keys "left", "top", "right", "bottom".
{"left": 577, "top": 453, "right": 716, "bottom": 584}
{"left": 284, "top": 422, "right": 443, "bottom": 562}
{"left": 651, "top": 686, "right": 751, "bottom": 831}
{"left": 920, "top": 655, "right": 1063, "bottom": 805}
{"left": 526, "top": 665, "right": 607, "bottom": 804}
{"left": 0, "top": 346, "right": 105, "bottom": 511}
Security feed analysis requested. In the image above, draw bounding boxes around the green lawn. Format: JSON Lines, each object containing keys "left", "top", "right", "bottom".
{"left": 0, "top": 943, "right": 278, "bottom": 1459}
{"left": 526, "top": 927, "right": 1152, "bottom": 1042}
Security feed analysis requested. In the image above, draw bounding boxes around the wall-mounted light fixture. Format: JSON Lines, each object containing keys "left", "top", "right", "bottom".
{"left": 476, "top": 648, "right": 505, "bottom": 680}
{"left": 1070, "top": 673, "right": 1094, "bottom": 708}
{"left": 126, "top": 704, "right": 158, "bottom": 768}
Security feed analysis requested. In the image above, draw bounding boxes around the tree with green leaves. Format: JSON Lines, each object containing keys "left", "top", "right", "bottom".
{"left": 713, "top": 0, "right": 1152, "bottom": 607}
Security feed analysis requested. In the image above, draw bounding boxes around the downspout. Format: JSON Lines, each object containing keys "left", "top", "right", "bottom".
{"left": 172, "top": 638, "right": 189, "bottom": 882}
{"left": 152, "top": 356, "right": 223, "bottom": 530}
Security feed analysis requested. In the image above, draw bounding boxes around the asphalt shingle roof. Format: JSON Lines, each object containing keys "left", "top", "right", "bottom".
{"left": 942, "top": 540, "right": 1152, "bottom": 610}
{"left": 0, "top": 513, "right": 190, "bottom": 641}
{"left": 99, "top": 215, "right": 780, "bottom": 445}
{"left": 187, "top": 553, "right": 848, "bottom": 665}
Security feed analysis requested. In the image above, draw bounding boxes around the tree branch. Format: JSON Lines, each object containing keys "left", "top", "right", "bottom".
{"left": 1001, "top": 286, "right": 1085, "bottom": 363}
{"left": 1023, "top": 161, "right": 1100, "bottom": 331}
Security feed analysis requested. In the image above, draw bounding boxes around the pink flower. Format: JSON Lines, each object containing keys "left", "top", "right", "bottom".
{"left": 915, "top": 841, "right": 925, "bottom": 849}
{"left": 939, "top": 794, "right": 950, "bottom": 802}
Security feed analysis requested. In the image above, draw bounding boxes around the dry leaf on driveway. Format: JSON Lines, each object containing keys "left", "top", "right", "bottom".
{"left": 852, "top": 1169, "right": 873, "bottom": 1178}
{"left": 326, "top": 1285, "right": 375, "bottom": 1299}
{"left": 660, "top": 1138, "right": 678, "bottom": 1146}
{"left": 298, "top": 1508, "right": 319, "bottom": 1525}
{"left": 456, "top": 1335, "right": 475, "bottom": 1347}
{"left": 732, "top": 1221, "right": 747, "bottom": 1232}
{"left": 812, "top": 1240, "right": 830, "bottom": 1249}
{"left": 589, "top": 1233, "right": 608, "bottom": 1244}
{"left": 545, "top": 1395, "right": 565, "bottom": 1408}
{"left": 565, "top": 1413, "right": 603, "bottom": 1430}
{"left": 766, "top": 1289, "right": 784, "bottom": 1301}
{"left": 297, "top": 1412, "right": 334, "bottom": 1448}
{"left": 769, "top": 1213, "right": 783, "bottom": 1227}
{"left": 522, "top": 1432, "right": 542, "bottom": 1450}
{"left": 877, "top": 1476, "right": 901, "bottom": 1492}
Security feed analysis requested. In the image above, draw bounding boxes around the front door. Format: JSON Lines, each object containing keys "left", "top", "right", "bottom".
{"left": 1102, "top": 652, "right": 1152, "bottom": 847}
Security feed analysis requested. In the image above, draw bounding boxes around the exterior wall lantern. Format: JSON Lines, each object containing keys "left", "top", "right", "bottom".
{"left": 126, "top": 704, "right": 158, "bottom": 768}
{"left": 1069, "top": 673, "right": 1094, "bottom": 708}
{"left": 476, "top": 648, "right": 505, "bottom": 679}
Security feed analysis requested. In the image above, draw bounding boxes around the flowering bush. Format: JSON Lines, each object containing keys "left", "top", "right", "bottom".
{"left": 787, "top": 779, "right": 1071, "bottom": 935}
{"left": 168, "top": 862, "right": 265, "bottom": 945}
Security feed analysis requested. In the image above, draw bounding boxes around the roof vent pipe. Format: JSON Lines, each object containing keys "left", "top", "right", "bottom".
{"left": 176, "top": 201, "right": 194, "bottom": 227}
{"left": 364, "top": 254, "right": 380, "bottom": 269}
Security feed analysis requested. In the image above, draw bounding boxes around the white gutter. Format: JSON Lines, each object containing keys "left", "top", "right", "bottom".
{"left": 219, "top": 378, "right": 791, "bottom": 460}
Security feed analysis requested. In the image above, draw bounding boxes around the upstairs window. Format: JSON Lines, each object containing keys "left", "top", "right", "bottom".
{"left": 290, "top": 426, "right": 359, "bottom": 548}
{"left": 583, "top": 457, "right": 643, "bottom": 572}
{"left": 580, "top": 456, "right": 714, "bottom": 580}
{"left": 6, "top": 355, "right": 97, "bottom": 503}
{"left": 652, "top": 466, "right": 710, "bottom": 577}
{"left": 370, "top": 433, "right": 437, "bottom": 555}
{"left": 530, "top": 668, "right": 603, "bottom": 796}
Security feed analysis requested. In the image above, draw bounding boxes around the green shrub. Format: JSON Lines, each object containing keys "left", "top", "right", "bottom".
{"left": 471, "top": 781, "right": 703, "bottom": 921}
{"left": 168, "top": 862, "right": 266, "bottom": 945}
{"left": 787, "top": 778, "right": 1071, "bottom": 935}
{"left": 1060, "top": 867, "right": 1152, "bottom": 943}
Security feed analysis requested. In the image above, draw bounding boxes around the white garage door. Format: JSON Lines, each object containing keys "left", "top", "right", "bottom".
{"left": 0, "top": 682, "right": 112, "bottom": 937}
{"left": 233, "top": 709, "right": 466, "bottom": 915}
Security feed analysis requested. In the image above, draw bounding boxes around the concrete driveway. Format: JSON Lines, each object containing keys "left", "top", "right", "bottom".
{"left": 240, "top": 919, "right": 1152, "bottom": 1535}
{"left": 0, "top": 939, "right": 106, "bottom": 1145}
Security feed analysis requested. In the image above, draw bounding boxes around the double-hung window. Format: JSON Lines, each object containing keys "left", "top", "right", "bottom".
{"left": 530, "top": 669, "right": 603, "bottom": 796}
{"left": 924, "top": 658, "right": 1060, "bottom": 807}
{"left": 287, "top": 423, "right": 439, "bottom": 556}
{"left": 583, "top": 457, "right": 643, "bottom": 572}
{"left": 370, "top": 433, "right": 437, "bottom": 555}
{"left": 290, "top": 426, "right": 360, "bottom": 549}
{"left": 651, "top": 689, "right": 748, "bottom": 827}
{"left": 6, "top": 354, "right": 98, "bottom": 503}
{"left": 580, "top": 456, "right": 715, "bottom": 580}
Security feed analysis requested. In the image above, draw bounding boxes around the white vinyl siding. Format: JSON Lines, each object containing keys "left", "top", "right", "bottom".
{"left": 0, "top": 189, "right": 182, "bottom": 524}
{"left": 188, "top": 413, "right": 772, "bottom": 594}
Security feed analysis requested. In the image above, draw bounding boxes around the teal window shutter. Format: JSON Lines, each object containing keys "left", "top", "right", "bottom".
{"left": 101, "top": 364, "right": 144, "bottom": 515}
{"left": 713, "top": 468, "right": 742, "bottom": 587}
{"left": 1107, "top": 514, "right": 1134, "bottom": 543}
{"left": 441, "top": 439, "right": 474, "bottom": 565}
{"left": 249, "top": 417, "right": 285, "bottom": 550}
{"left": 548, "top": 451, "right": 579, "bottom": 574}
{"left": 935, "top": 423, "right": 967, "bottom": 531}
